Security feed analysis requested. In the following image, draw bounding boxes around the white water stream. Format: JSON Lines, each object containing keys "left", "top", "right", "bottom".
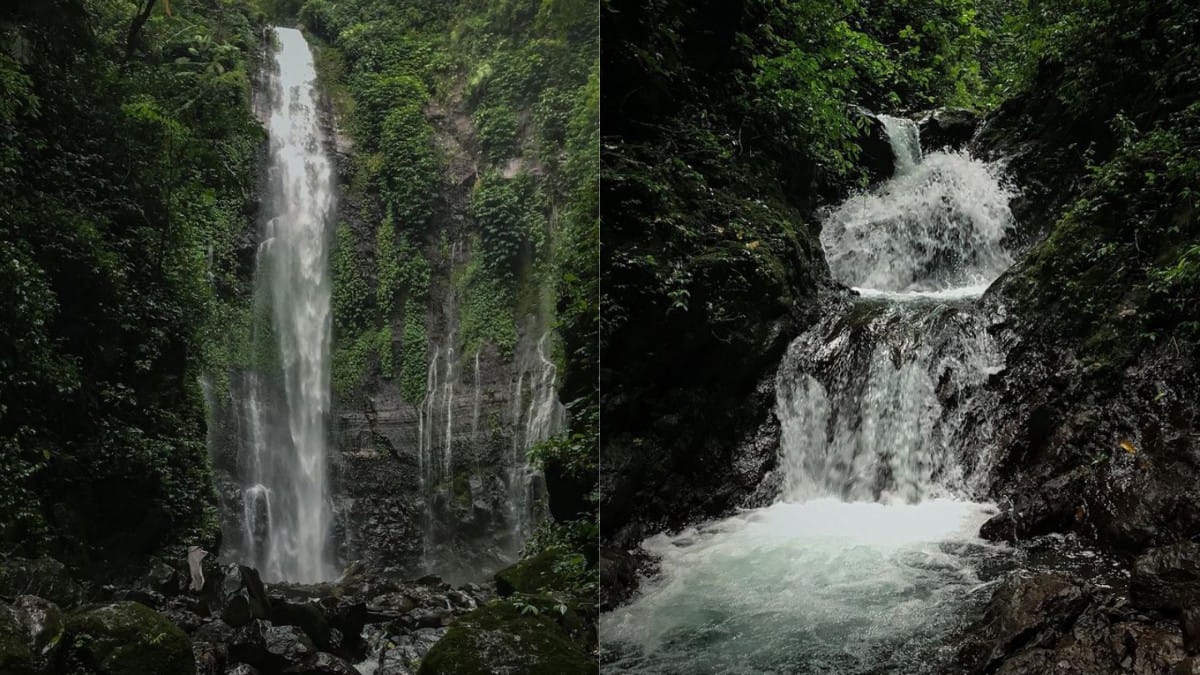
{"left": 604, "top": 116, "right": 1018, "bottom": 673}
{"left": 233, "top": 27, "right": 335, "bottom": 583}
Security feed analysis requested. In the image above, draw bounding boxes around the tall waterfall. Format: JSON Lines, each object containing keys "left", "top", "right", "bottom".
{"left": 603, "top": 117, "right": 1018, "bottom": 674}
{"left": 237, "top": 27, "right": 335, "bottom": 583}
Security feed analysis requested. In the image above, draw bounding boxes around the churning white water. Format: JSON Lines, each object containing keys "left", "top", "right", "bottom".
{"left": 821, "top": 136, "right": 1015, "bottom": 294}
{"left": 604, "top": 119, "right": 1017, "bottom": 673}
{"left": 237, "top": 27, "right": 335, "bottom": 583}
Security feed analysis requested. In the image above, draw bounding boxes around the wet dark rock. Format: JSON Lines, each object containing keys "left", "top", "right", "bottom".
{"left": 917, "top": 107, "right": 981, "bottom": 151}
{"left": 446, "top": 590, "right": 474, "bottom": 610}
{"left": 58, "top": 601, "right": 195, "bottom": 675}
{"left": 978, "top": 510, "right": 1019, "bottom": 543}
{"left": 222, "top": 565, "right": 272, "bottom": 625}
{"left": 264, "top": 625, "right": 317, "bottom": 668}
{"left": 283, "top": 651, "right": 359, "bottom": 675}
{"left": 366, "top": 592, "right": 416, "bottom": 621}
{"left": 145, "top": 560, "right": 182, "bottom": 596}
{"left": 599, "top": 547, "right": 644, "bottom": 612}
{"left": 953, "top": 573, "right": 1192, "bottom": 674}
{"left": 0, "top": 557, "right": 85, "bottom": 608}
{"left": 110, "top": 586, "right": 166, "bottom": 609}
{"left": 955, "top": 573, "right": 1091, "bottom": 673}
{"left": 227, "top": 619, "right": 270, "bottom": 667}
{"left": 0, "top": 604, "right": 34, "bottom": 675}
{"left": 269, "top": 597, "right": 332, "bottom": 649}
{"left": 1131, "top": 542, "right": 1200, "bottom": 613}
{"left": 417, "top": 601, "right": 597, "bottom": 675}
{"left": 225, "top": 664, "right": 261, "bottom": 675}
{"left": 194, "top": 638, "right": 224, "bottom": 675}
{"left": 320, "top": 597, "right": 365, "bottom": 650}
{"left": 1183, "top": 608, "right": 1200, "bottom": 654}
{"left": 412, "top": 609, "right": 452, "bottom": 629}
{"left": 369, "top": 627, "right": 444, "bottom": 675}
{"left": 852, "top": 106, "right": 898, "bottom": 182}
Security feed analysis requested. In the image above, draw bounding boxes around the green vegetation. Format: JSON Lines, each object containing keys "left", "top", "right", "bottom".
{"left": 0, "top": 0, "right": 267, "bottom": 573}
{"left": 998, "top": 0, "right": 1200, "bottom": 367}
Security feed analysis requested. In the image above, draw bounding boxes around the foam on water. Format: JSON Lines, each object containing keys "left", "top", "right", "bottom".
{"left": 821, "top": 149, "right": 1015, "bottom": 294}
{"left": 603, "top": 499, "right": 1004, "bottom": 674}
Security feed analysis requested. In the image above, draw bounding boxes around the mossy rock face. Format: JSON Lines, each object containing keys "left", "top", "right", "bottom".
{"left": 0, "top": 605, "right": 34, "bottom": 675}
{"left": 59, "top": 601, "right": 194, "bottom": 675}
{"left": 493, "top": 548, "right": 584, "bottom": 597}
{"left": 417, "top": 601, "right": 597, "bottom": 675}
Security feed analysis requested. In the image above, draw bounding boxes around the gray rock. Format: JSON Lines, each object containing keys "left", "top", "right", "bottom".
{"left": 12, "top": 595, "right": 63, "bottom": 657}
{"left": 264, "top": 624, "right": 316, "bottom": 667}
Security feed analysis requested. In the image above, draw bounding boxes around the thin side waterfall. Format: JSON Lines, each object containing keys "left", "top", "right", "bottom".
{"left": 604, "top": 116, "right": 1019, "bottom": 674}
{"left": 229, "top": 27, "right": 335, "bottom": 583}
{"left": 509, "top": 334, "right": 568, "bottom": 544}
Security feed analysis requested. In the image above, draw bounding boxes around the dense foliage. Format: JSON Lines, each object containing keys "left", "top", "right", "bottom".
{"left": 0, "top": 0, "right": 267, "bottom": 573}
{"left": 993, "top": 0, "right": 1200, "bottom": 363}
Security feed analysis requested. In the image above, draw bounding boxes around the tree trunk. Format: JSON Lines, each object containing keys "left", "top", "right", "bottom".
{"left": 124, "top": 0, "right": 156, "bottom": 61}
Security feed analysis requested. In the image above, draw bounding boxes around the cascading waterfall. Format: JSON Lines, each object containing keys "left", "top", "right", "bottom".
{"left": 224, "top": 27, "right": 335, "bottom": 583}
{"left": 603, "top": 117, "right": 1018, "bottom": 673}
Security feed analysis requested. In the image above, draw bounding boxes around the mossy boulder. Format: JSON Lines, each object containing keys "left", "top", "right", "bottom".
{"left": 58, "top": 601, "right": 194, "bottom": 675}
{"left": 417, "top": 601, "right": 596, "bottom": 675}
{"left": 493, "top": 548, "right": 584, "bottom": 597}
{"left": 0, "top": 605, "right": 34, "bottom": 675}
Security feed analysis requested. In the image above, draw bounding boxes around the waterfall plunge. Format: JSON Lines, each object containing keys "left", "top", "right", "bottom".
{"left": 603, "top": 118, "right": 1018, "bottom": 674}
{"left": 239, "top": 27, "right": 335, "bottom": 583}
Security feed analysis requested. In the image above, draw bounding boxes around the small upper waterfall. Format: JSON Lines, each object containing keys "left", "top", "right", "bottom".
{"left": 604, "top": 117, "right": 1019, "bottom": 674}
{"left": 821, "top": 133, "right": 1014, "bottom": 296}
{"left": 879, "top": 114, "right": 921, "bottom": 175}
{"left": 229, "top": 27, "right": 335, "bottom": 583}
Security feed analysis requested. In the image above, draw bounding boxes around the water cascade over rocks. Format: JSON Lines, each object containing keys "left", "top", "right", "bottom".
{"left": 603, "top": 117, "right": 1020, "bottom": 673}
{"left": 217, "top": 28, "right": 336, "bottom": 583}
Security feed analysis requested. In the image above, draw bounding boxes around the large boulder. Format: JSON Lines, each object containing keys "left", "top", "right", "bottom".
{"left": 917, "top": 107, "right": 981, "bottom": 151}
{"left": 221, "top": 565, "right": 271, "bottom": 627}
{"left": 58, "top": 601, "right": 195, "bottom": 675}
{"left": 955, "top": 573, "right": 1189, "bottom": 674}
{"left": 955, "top": 573, "right": 1091, "bottom": 673}
{"left": 0, "top": 558, "right": 84, "bottom": 608}
{"left": 417, "top": 601, "right": 596, "bottom": 675}
{"left": 268, "top": 598, "right": 331, "bottom": 650}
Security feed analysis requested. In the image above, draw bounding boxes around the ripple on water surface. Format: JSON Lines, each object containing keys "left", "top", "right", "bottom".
{"left": 601, "top": 498, "right": 1015, "bottom": 675}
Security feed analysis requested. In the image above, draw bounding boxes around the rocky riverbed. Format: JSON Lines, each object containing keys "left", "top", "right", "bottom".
{"left": 0, "top": 550, "right": 597, "bottom": 675}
